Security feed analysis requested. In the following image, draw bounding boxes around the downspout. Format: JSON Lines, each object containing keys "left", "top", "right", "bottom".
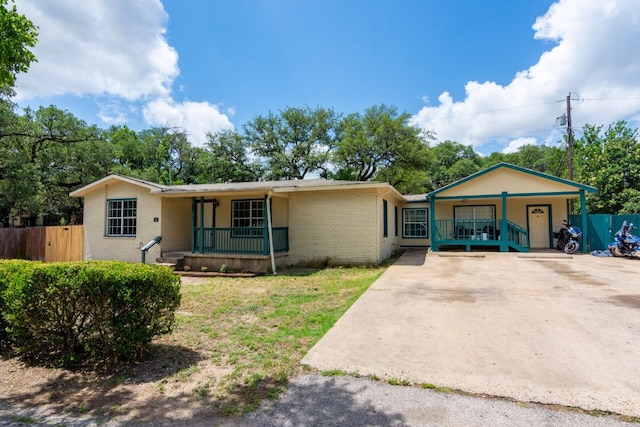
{"left": 266, "top": 191, "right": 277, "bottom": 274}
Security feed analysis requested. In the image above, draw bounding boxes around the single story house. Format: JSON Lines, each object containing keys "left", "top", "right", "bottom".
{"left": 70, "top": 175, "right": 416, "bottom": 273}
{"left": 426, "top": 163, "right": 597, "bottom": 252}
{"left": 69, "top": 163, "right": 596, "bottom": 272}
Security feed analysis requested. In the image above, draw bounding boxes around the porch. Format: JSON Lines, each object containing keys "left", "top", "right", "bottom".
{"left": 191, "top": 226, "right": 289, "bottom": 254}
{"left": 160, "top": 226, "right": 291, "bottom": 274}
{"left": 433, "top": 219, "right": 529, "bottom": 252}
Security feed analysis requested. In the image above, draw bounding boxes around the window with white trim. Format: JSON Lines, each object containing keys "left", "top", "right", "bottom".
{"left": 232, "top": 199, "right": 264, "bottom": 237}
{"left": 403, "top": 208, "right": 428, "bottom": 238}
{"left": 106, "top": 199, "right": 137, "bottom": 236}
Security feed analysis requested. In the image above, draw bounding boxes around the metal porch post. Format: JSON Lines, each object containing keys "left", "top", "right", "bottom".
{"left": 191, "top": 197, "right": 196, "bottom": 253}
{"left": 429, "top": 197, "right": 438, "bottom": 251}
{"left": 580, "top": 189, "right": 588, "bottom": 253}
{"left": 500, "top": 192, "right": 508, "bottom": 252}
{"left": 263, "top": 195, "right": 269, "bottom": 255}
{"left": 199, "top": 196, "right": 205, "bottom": 253}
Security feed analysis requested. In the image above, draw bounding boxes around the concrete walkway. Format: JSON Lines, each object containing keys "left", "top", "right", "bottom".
{"left": 302, "top": 249, "right": 640, "bottom": 417}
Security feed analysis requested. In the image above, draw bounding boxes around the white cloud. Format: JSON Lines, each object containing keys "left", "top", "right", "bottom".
{"left": 12, "top": 0, "right": 234, "bottom": 146}
{"left": 502, "top": 137, "right": 538, "bottom": 154}
{"left": 143, "top": 98, "right": 234, "bottom": 146}
{"left": 411, "top": 0, "right": 640, "bottom": 153}
{"left": 14, "top": 0, "right": 177, "bottom": 100}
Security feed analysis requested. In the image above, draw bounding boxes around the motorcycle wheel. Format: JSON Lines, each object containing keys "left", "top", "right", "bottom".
{"left": 609, "top": 247, "right": 622, "bottom": 257}
{"left": 564, "top": 240, "right": 579, "bottom": 254}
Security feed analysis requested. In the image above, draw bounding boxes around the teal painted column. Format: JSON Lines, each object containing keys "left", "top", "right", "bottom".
{"left": 580, "top": 189, "right": 588, "bottom": 253}
{"left": 429, "top": 197, "right": 438, "bottom": 251}
{"left": 191, "top": 197, "right": 196, "bottom": 253}
{"left": 500, "top": 192, "right": 508, "bottom": 252}
{"left": 263, "top": 195, "right": 269, "bottom": 255}
{"left": 199, "top": 196, "right": 205, "bottom": 253}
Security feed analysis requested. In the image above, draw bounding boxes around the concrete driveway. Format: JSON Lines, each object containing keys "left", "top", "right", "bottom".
{"left": 302, "top": 249, "right": 640, "bottom": 417}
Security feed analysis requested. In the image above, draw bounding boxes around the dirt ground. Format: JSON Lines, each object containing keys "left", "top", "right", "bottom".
{"left": 0, "top": 275, "right": 233, "bottom": 426}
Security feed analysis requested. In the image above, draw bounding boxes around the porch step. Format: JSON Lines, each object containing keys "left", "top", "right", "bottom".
{"left": 156, "top": 256, "right": 184, "bottom": 269}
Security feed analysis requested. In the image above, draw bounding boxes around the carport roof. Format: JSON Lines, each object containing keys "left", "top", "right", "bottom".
{"left": 426, "top": 162, "right": 597, "bottom": 199}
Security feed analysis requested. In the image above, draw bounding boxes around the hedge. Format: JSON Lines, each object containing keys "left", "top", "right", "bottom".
{"left": 0, "top": 260, "right": 181, "bottom": 367}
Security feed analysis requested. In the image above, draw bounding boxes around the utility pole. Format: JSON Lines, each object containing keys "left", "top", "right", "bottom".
{"left": 566, "top": 93, "right": 573, "bottom": 181}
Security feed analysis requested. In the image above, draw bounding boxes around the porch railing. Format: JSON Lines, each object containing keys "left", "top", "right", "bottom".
{"left": 505, "top": 221, "right": 529, "bottom": 249}
{"left": 436, "top": 219, "right": 501, "bottom": 241}
{"left": 434, "top": 219, "right": 529, "bottom": 251}
{"left": 192, "top": 227, "right": 289, "bottom": 254}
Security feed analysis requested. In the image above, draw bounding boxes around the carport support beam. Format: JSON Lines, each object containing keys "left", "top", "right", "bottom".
{"left": 429, "top": 197, "right": 438, "bottom": 251}
{"left": 580, "top": 189, "right": 588, "bottom": 253}
{"left": 500, "top": 192, "right": 508, "bottom": 252}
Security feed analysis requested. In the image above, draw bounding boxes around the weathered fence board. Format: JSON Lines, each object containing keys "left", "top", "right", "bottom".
{"left": 0, "top": 225, "right": 83, "bottom": 261}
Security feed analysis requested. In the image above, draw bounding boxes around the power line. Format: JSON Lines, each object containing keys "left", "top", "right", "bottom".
{"left": 423, "top": 100, "right": 559, "bottom": 120}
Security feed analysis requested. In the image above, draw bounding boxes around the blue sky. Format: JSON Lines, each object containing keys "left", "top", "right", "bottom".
{"left": 13, "top": 0, "right": 640, "bottom": 155}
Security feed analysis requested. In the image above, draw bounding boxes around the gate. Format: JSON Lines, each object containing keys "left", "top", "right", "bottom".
{"left": 570, "top": 214, "right": 640, "bottom": 251}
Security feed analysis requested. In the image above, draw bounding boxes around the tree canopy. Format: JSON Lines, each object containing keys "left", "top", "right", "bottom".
{"left": 574, "top": 121, "right": 640, "bottom": 214}
{"left": 0, "top": 0, "right": 38, "bottom": 97}
{"left": 330, "top": 104, "right": 435, "bottom": 193}
{"left": 1, "top": 97, "right": 639, "bottom": 226}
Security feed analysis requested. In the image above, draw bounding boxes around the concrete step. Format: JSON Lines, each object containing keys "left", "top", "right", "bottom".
{"left": 156, "top": 256, "right": 184, "bottom": 269}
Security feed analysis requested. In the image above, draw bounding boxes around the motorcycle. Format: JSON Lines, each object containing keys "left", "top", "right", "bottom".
{"left": 608, "top": 221, "right": 640, "bottom": 258}
{"left": 554, "top": 220, "right": 582, "bottom": 254}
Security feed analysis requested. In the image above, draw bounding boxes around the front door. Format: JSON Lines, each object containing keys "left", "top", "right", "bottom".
{"left": 528, "top": 206, "right": 550, "bottom": 248}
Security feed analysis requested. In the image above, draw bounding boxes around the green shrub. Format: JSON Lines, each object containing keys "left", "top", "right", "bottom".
{"left": 1, "top": 260, "right": 181, "bottom": 367}
{"left": 0, "top": 260, "right": 38, "bottom": 347}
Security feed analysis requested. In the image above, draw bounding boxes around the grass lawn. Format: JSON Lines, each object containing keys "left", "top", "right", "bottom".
{"left": 155, "top": 265, "right": 387, "bottom": 416}
{"left": 0, "top": 265, "right": 387, "bottom": 424}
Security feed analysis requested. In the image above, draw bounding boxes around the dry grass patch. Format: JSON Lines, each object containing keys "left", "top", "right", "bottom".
{"left": 0, "top": 265, "right": 386, "bottom": 424}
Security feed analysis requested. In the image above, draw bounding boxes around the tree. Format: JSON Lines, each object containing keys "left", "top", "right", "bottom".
{"left": 0, "top": 105, "right": 106, "bottom": 225}
{"left": 243, "top": 106, "right": 340, "bottom": 180}
{"left": 574, "top": 121, "right": 640, "bottom": 214}
{"left": 481, "top": 144, "right": 566, "bottom": 177}
{"left": 109, "top": 125, "right": 198, "bottom": 185}
{"left": 428, "top": 140, "right": 482, "bottom": 190}
{"left": 199, "top": 129, "right": 263, "bottom": 183}
{"left": 0, "top": 0, "right": 38, "bottom": 97}
{"left": 331, "top": 104, "right": 434, "bottom": 190}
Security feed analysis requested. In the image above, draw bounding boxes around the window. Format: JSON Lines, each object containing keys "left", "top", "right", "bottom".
{"left": 383, "top": 200, "right": 388, "bottom": 237}
{"left": 403, "top": 208, "right": 428, "bottom": 238}
{"left": 232, "top": 199, "right": 264, "bottom": 237}
{"left": 454, "top": 205, "right": 495, "bottom": 221}
{"left": 106, "top": 199, "right": 137, "bottom": 236}
{"left": 394, "top": 206, "right": 398, "bottom": 237}
{"left": 454, "top": 205, "right": 497, "bottom": 238}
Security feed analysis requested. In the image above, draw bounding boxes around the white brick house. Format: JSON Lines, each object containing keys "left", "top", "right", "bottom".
{"left": 72, "top": 163, "right": 590, "bottom": 272}
{"left": 70, "top": 175, "right": 429, "bottom": 272}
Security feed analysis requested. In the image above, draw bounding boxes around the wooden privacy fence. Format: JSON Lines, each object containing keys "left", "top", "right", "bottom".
{"left": 0, "top": 225, "right": 83, "bottom": 262}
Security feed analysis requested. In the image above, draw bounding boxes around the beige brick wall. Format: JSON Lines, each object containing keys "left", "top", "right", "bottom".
{"left": 377, "top": 193, "right": 402, "bottom": 260}
{"left": 288, "top": 189, "right": 380, "bottom": 266}
{"left": 82, "top": 181, "right": 161, "bottom": 263}
{"left": 160, "top": 197, "right": 192, "bottom": 252}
